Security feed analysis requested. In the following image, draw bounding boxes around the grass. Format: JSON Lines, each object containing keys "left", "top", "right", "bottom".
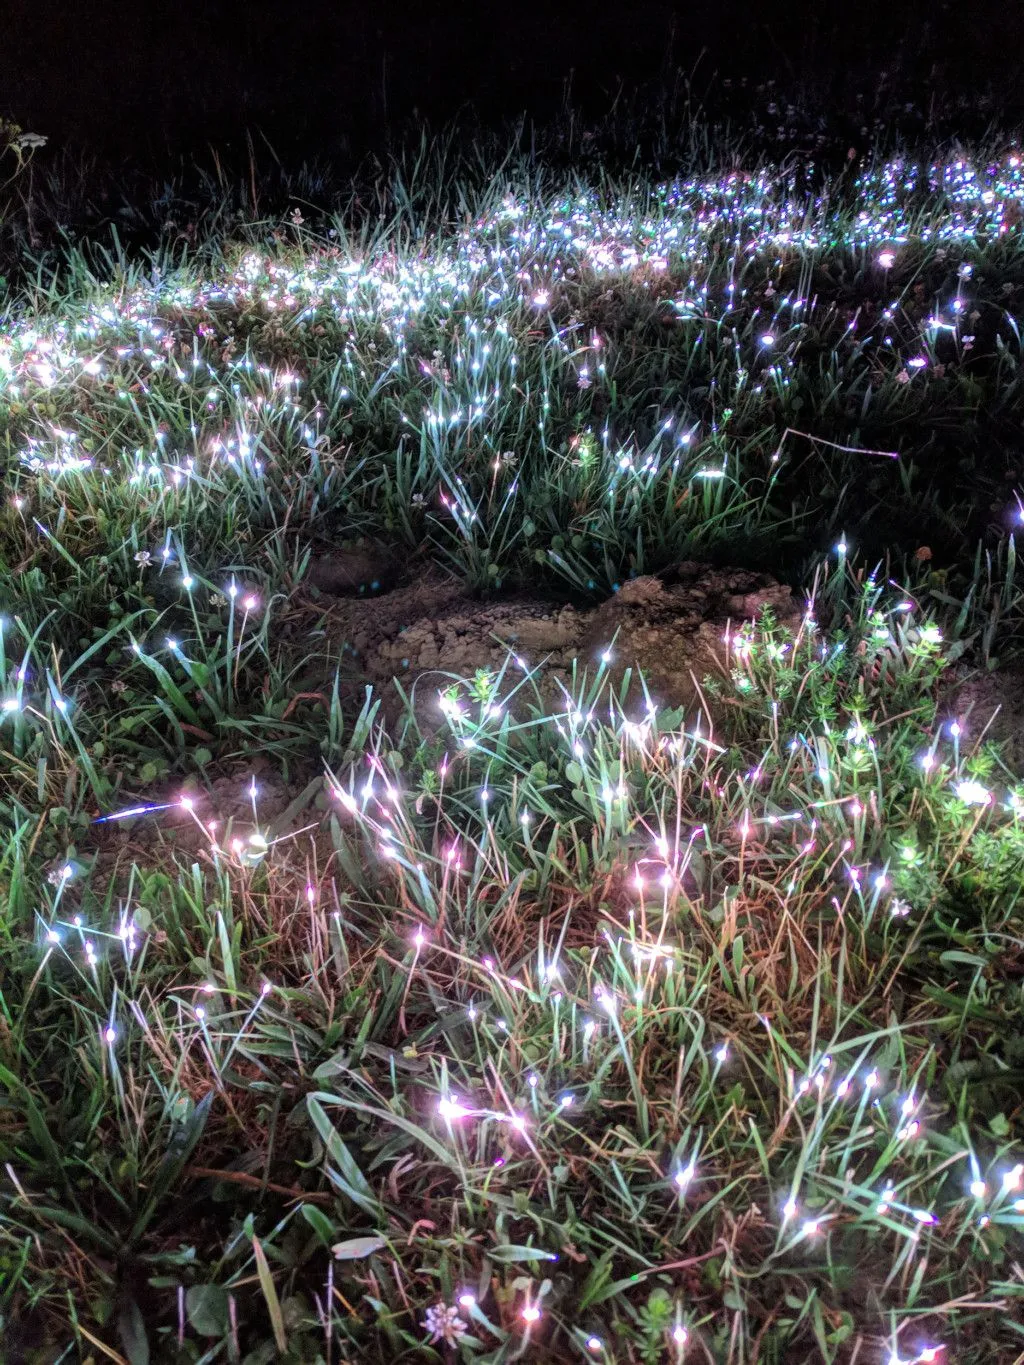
{"left": 2, "top": 120, "right": 1024, "bottom": 1362}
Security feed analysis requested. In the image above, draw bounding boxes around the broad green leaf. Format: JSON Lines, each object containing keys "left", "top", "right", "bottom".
{"left": 186, "top": 1284, "right": 229, "bottom": 1337}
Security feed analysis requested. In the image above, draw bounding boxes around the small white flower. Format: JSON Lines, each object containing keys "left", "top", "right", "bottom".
{"left": 954, "top": 779, "right": 992, "bottom": 807}
{"left": 889, "top": 896, "right": 911, "bottom": 918}
{"left": 134, "top": 550, "right": 153, "bottom": 568}
{"left": 423, "top": 1303, "right": 468, "bottom": 1346}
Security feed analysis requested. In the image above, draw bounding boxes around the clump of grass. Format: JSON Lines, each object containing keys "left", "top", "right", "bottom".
{"left": 2, "top": 126, "right": 1024, "bottom": 1363}
{"left": 3, "top": 574, "right": 1024, "bottom": 1362}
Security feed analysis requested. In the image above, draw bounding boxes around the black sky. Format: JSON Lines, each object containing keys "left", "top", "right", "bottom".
{"left": 3, "top": 0, "right": 1020, "bottom": 158}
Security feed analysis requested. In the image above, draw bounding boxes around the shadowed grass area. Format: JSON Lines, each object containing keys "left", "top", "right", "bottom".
{"left": 2, "top": 125, "right": 1024, "bottom": 1363}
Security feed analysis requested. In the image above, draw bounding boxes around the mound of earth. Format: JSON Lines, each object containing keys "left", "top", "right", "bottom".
{"left": 305, "top": 556, "right": 801, "bottom": 720}
{"left": 581, "top": 563, "right": 801, "bottom": 704}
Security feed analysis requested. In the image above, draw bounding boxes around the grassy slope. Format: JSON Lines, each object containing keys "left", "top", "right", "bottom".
{"left": 2, "top": 134, "right": 1024, "bottom": 1362}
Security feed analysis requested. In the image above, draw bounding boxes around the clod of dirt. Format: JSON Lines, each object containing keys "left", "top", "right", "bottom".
{"left": 582, "top": 565, "right": 801, "bottom": 706}
{"left": 370, "top": 599, "right": 586, "bottom": 681}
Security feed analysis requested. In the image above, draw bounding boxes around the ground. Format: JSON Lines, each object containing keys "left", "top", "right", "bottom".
{"left": 303, "top": 555, "right": 799, "bottom": 718}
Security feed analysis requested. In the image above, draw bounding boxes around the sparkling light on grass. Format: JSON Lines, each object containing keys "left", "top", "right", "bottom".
{"left": 1, "top": 131, "right": 1024, "bottom": 1363}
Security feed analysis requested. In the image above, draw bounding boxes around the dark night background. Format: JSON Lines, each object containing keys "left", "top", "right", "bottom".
{"left": 4, "top": 0, "right": 1022, "bottom": 161}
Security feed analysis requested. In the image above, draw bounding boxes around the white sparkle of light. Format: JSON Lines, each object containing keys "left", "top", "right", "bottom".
{"left": 674, "top": 1161, "right": 696, "bottom": 1192}
{"left": 438, "top": 1097, "right": 472, "bottom": 1121}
